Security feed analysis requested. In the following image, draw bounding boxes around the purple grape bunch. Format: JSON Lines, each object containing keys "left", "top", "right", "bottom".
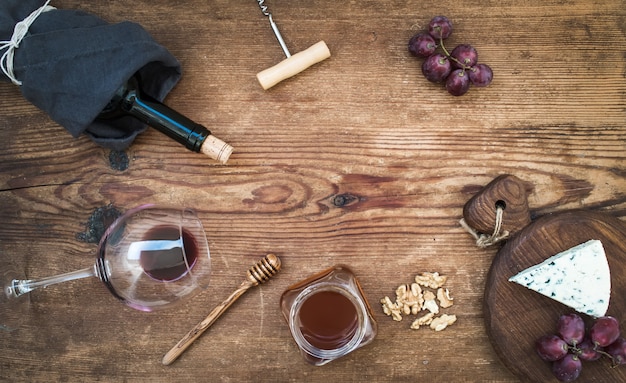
{"left": 408, "top": 16, "right": 493, "bottom": 96}
{"left": 535, "top": 313, "right": 626, "bottom": 382}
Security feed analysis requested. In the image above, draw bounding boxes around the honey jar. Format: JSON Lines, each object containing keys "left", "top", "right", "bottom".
{"left": 280, "top": 265, "right": 377, "bottom": 366}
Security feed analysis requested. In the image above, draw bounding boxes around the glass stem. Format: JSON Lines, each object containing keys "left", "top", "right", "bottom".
{"left": 7, "top": 266, "right": 97, "bottom": 298}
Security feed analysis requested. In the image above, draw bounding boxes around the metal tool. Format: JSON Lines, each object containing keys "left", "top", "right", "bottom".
{"left": 255, "top": 0, "right": 330, "bottom": 90}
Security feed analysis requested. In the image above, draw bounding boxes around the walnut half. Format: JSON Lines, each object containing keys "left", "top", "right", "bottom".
{"left": 410, "top": 312, "right": 435, "bottom": 330}
{"left": 437, "top": 287, "right": 454, "bottom": 308}
{"left": 414, "top": 272, "right": 448, "bottom": 289}
{"left": 430, "top": 314, "right": 457, "bottom": 331}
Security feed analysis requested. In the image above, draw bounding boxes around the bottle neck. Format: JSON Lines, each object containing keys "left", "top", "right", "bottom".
{"left": 99, "top": 75, "right": 210, "bottom": 153}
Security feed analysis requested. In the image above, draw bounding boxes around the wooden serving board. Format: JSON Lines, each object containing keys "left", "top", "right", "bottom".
{"left": 484, "top": 210, "right": 626, "bottom": 382}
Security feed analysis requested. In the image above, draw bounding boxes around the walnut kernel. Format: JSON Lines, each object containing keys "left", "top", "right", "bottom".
{"left": 430, "top": 314, "right": 457, "bottom": 331}
{"left": 436, "top": 287, "right": 454, "bottom": 308}
{"left": 414, "top": 272, "right": 447, "bottom": 289}
{"left": 410, "top": 312, "right": 435, "bottom": 330}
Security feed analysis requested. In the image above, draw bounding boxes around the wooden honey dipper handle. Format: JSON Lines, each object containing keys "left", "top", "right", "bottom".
{"left": 162, "top": 254, "right": 281, "bottom": 366}
{"left": 256, "top": 41, "right": 331, "bottom": 90}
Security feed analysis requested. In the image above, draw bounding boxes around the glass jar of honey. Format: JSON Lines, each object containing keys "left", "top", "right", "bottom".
{"left": 280, "top": 265, "right": 377, "bottom": 366}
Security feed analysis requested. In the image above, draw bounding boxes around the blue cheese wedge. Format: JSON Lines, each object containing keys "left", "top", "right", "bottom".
{"left": 508, "top": 239, "right": 610, "bottom": 317}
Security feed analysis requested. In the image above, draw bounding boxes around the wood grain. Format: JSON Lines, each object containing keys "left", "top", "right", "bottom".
{"left": 484, "top": 211, "right": 626, "bottom": 382}
{"left": 1, "top": 0, "right": 625, "bottom": 382}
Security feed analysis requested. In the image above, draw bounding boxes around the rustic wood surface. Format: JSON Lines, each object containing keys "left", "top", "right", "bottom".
{"left": 1, "top": 0, "right": 625, "bottom": 382}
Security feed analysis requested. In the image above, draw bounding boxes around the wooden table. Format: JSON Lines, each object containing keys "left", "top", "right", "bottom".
{"left": 1, "top": 1, "right": 625, "bottom": 381}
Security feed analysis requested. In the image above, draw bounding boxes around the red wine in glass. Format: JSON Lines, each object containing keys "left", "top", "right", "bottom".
{"left": 138, "top": 225, "right": 199, "bottom": 282}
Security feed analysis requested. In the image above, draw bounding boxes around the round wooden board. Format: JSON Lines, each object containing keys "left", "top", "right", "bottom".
{"left": 484, "top": 210, "right": 626, "bottom": 382}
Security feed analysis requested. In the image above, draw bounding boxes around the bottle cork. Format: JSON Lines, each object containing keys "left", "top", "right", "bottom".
{"left": 200, "top": 135, "right": 233, "bottom": 164}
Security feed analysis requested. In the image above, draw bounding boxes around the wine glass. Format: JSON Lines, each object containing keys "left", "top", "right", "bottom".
{"left": 1, "top": 204, "right": 211, "bottom": 328}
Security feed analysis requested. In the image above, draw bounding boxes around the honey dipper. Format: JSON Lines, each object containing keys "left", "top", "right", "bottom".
{"left": 162, "top": 254, "right": 282, "bottom": 365}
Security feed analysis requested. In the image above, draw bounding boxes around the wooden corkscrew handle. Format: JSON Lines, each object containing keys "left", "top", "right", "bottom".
{"left": 256, "top": 41, "right": 331, "bottom": 90}
{"left": 162, "top": 254, "right": 282, "bottom": 365}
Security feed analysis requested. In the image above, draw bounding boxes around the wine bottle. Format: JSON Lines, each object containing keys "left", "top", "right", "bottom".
{"left": 98, "top": 75, "right": 233, "bottom": 163}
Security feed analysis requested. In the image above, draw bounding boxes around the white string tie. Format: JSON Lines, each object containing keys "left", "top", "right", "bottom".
{"left": 0, "top": 0, "right": 56, "bottom": 86}
{"left": 459, "top": 204, "right": 510, "bottom": 248}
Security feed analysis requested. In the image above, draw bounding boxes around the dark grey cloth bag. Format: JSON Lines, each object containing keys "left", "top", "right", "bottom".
{"left": 1, "top": 0, "right": 182, "bottom": 150}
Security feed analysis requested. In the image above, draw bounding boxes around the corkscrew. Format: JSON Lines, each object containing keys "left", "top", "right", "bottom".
{"left": 254, "top": 0, "right": 331, "bottom": 90}
{"left": 162, "top": 254, "right": 282, "bottom": 365}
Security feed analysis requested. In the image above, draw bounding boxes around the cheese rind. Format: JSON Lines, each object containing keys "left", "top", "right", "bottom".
{"left": 508, "top": 239, "right": 610, "bottom": 318}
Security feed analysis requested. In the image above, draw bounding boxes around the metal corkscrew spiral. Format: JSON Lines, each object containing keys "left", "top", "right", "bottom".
{"left": 256, "top": 0, "right": 270, "bottom": 16}
{"left": 255, "top": 0, "right": 290, "bottom": 57}
{"left": 162, "top": 254, "right": 282, "bottom": 365}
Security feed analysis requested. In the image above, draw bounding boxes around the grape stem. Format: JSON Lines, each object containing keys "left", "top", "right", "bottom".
{"left": 590, "top": 345, "right": 618, "bottom": 366}
{"left": 438, "top": 36, "right": 470, "bottom": 70}
{"left": 569, "top": 343, "right": 619, "bottom": 367}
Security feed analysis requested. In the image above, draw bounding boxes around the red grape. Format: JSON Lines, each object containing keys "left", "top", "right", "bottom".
{"left": 605, "top": 337, "right": 626, "bottom": 365}
{"left": 578, "top": 337, "right": 602, "bottom": 362}
{"left": 534, "top": 314, "right": 626, "bottom": 381}
{"left": 557, "top": 313, "right": 585, "bottom": 346}
{"left": 450, "top": 44, "right": 478, "bottom": 69}
{"left": 421, "top": 53, "right": 451, "bottom": 83}
{"left": 408, "top": 33, "right": 437, "bottom": 58}
{"left": 408, "top": 16, "right": 493, "bottom": 96}
{"left": 445, "top": 69, "right": 470, "bottom": 96}
{"left": 535, "top": 334, "right": 569, "bottom": 362}
{"left": 469, "top": 64, "right": 493, "bottom": 87}
{"left": 428, "top": 16, "right": 452, "bottom": 40}
{"left": 590, "top": 316, "right": 621, "bottom": 347}
{"left": 552, "top": 354, "right": 582, "bottom": 382}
